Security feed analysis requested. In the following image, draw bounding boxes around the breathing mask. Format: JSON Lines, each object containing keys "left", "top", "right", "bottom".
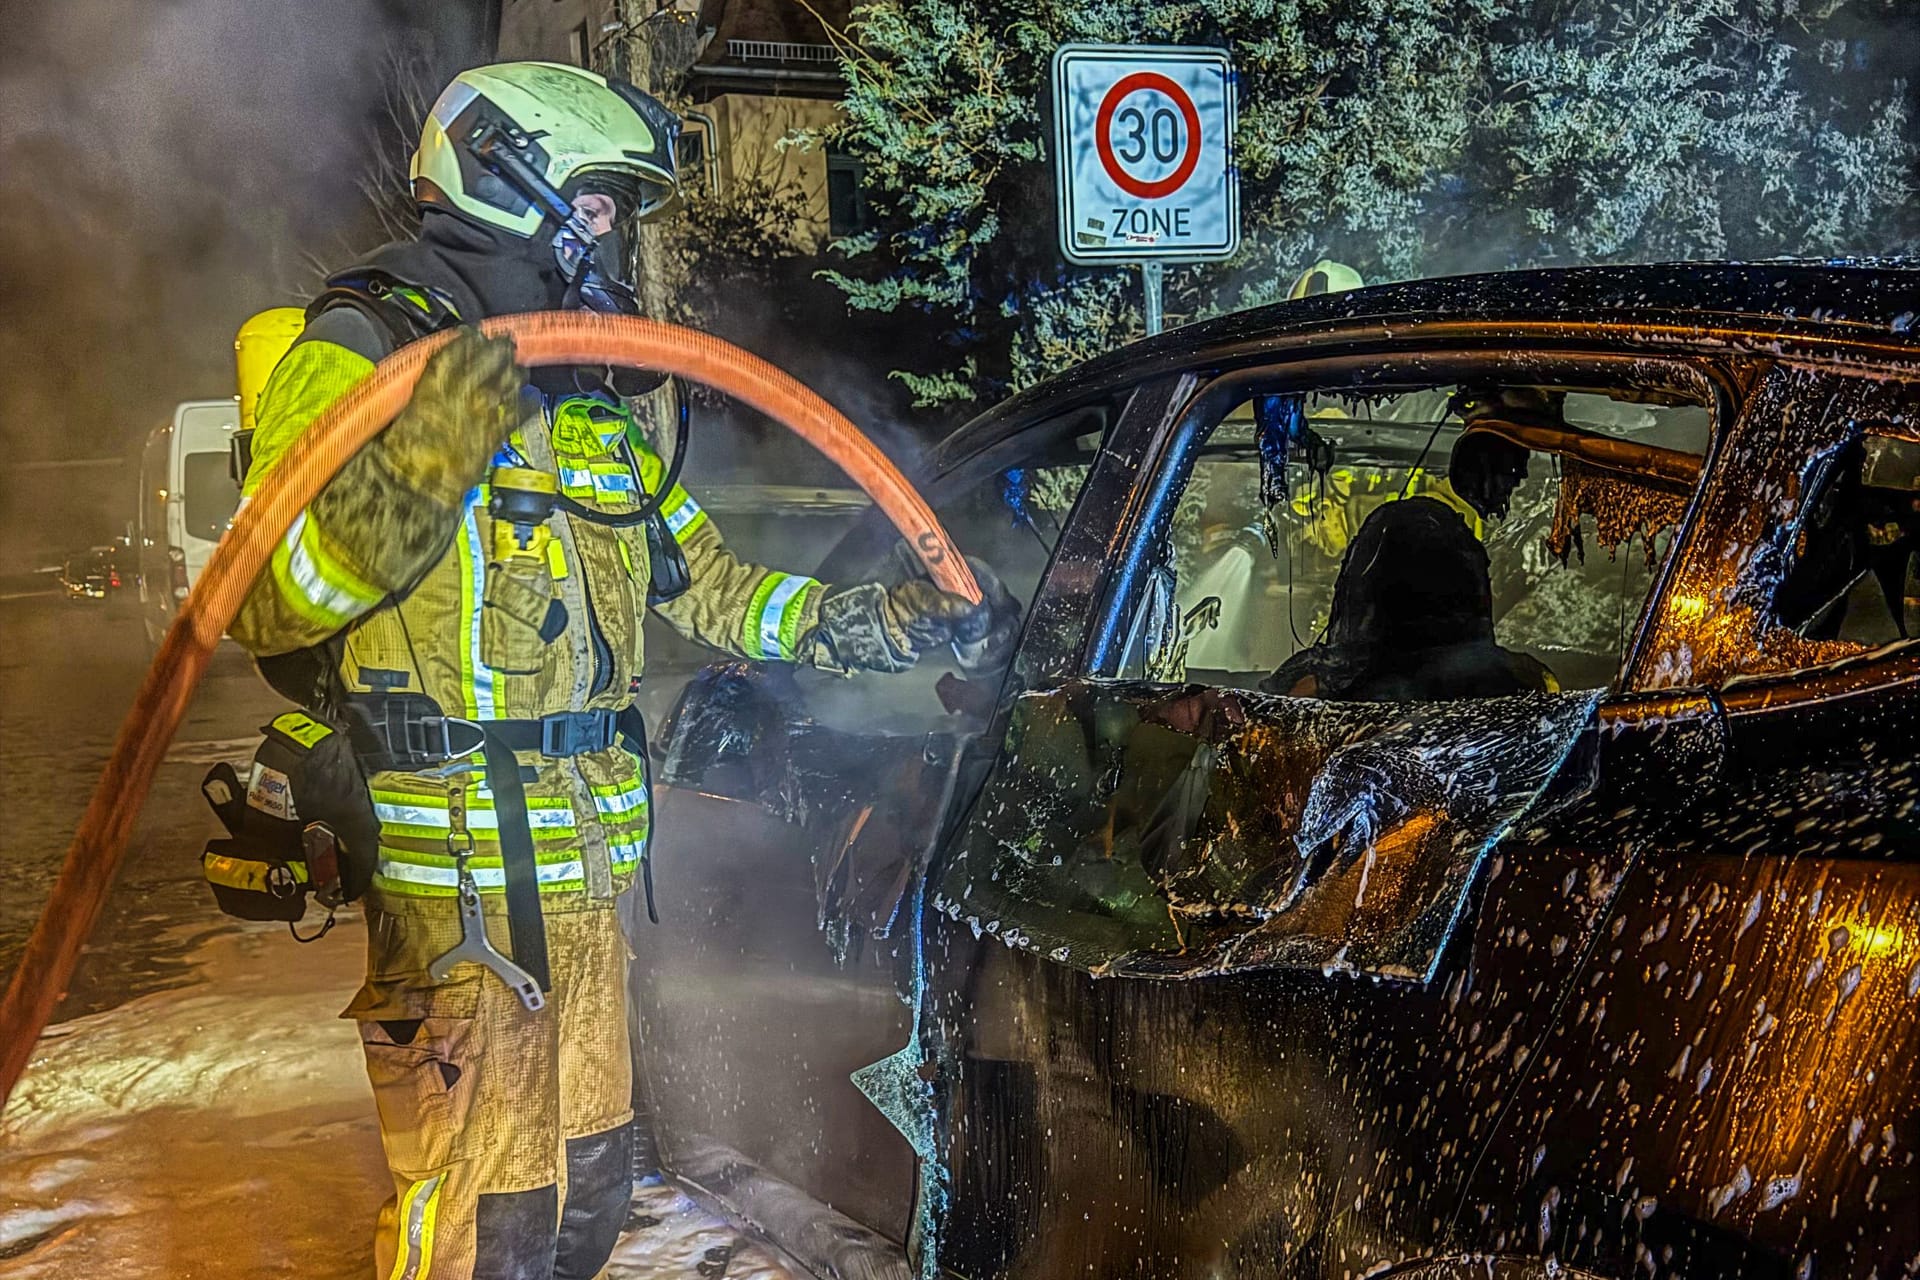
{"left": 465, "top": 115, "right": 647, "bottom": 317}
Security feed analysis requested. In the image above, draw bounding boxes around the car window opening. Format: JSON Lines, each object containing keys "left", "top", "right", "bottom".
{"left": 939, "top": 426, "right": 1101, "bottom": 614}
{"left": 1120, "top": 381, "right": 1712, "bottom": 699}
{"left": 1773, "top": 427, "right": 1920, "bottom": 651}
{"left": 716, "top": 419, "right": 1107, "bottom": 736}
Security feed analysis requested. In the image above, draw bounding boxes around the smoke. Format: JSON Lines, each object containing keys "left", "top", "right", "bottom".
{"left": 0, "top": 0, "right": 490, "bottom": 564}
{"left": 664, "top": 254, "right": 941, "bottom": 490}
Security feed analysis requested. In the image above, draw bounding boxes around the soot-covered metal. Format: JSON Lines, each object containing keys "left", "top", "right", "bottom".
{"left": 937, "top": 682, "right": 1599, "bottom": 982}
{"left": 635, "top": 263, "right": 1920, "bottom": 1280}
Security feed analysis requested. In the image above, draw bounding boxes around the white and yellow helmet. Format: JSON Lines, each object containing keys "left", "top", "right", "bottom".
{"left": 411, "top": 61, "right": 680, "bottom": 237}
{"left": 1287, "top": 259, "right": 1365, "bottom": 299}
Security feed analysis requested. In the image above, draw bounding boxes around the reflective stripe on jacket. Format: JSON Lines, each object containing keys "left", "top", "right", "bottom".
{"left": 230, "top": 339, "right": 825, "bottom": 910}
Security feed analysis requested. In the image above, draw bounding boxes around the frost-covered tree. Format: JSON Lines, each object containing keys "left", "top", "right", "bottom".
{"left": 816, "top": 0, "right": 1917, "bottom": 407}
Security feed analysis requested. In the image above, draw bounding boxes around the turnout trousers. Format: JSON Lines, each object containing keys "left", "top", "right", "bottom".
{"left": 344, "top": 900, "right": 635, "bottom": 1280}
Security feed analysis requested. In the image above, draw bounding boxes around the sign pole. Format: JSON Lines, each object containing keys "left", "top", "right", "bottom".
{"left": 1141, "top": 261, "right": 1165, "bottom": 336}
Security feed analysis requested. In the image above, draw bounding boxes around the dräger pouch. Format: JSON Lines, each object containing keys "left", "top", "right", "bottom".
{"left": 200, "top": 710, "right": 380, "bottom": 937}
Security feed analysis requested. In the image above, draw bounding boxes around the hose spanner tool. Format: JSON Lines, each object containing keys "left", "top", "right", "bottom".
{"left": 427, "top": 791, "right": 546, "bottom": 1012}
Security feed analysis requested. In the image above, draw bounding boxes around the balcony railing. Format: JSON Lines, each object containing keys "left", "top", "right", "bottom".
{"left": 726, "top": 39, "right": 838, "bottom": 64}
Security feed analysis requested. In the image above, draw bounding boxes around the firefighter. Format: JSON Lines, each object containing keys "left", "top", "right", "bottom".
{"left": 1261, "top": 497, "right": 1555, "bottom": 701}
{"left": 1288, "top": 258, "right": 1364, "bottom": 299}
{"left": 229, "top": 61, "right": 1007, "bottom": 1279}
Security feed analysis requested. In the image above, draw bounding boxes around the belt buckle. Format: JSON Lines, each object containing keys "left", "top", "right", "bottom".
{"left": 436, "top": 716, "right": 486, "bottom": 762}
{"left": 541, "top": 711, "right": 612, "bottom": 757}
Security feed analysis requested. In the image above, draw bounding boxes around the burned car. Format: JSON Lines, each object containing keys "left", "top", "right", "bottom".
{"left": 633, "top": 263, "right": 1920, "bottom": 1280}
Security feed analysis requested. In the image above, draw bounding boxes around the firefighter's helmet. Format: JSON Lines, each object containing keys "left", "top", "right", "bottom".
{"left": 1288, "top": 259, "right": 1365, "bottom": 300}
{"left": 411, "top": 61, "right": 681, "bottom": 237}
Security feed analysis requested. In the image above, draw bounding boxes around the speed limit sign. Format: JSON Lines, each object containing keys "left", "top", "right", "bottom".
{"left": 1052, "top": 44, "right": 1239, "bottom": 265}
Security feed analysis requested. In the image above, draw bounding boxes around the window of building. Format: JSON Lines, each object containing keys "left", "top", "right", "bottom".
{"left": 676, "top": 120, "right": 712, "bottom": 195}
{"left": 826, "top": 150, "right": 871, "bottom": 239}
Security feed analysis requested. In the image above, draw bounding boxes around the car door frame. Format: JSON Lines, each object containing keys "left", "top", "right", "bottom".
{"left": 920, "top": 336, "right": 1739, "bottom": 986}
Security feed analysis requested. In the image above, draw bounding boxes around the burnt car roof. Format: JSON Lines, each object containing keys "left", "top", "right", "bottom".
{"left": 934, "top": 260, "right": 1920, "bottom": 470}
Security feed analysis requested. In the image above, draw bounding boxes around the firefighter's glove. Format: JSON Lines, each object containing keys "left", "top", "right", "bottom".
{"left": 384, "top": 328, "right": 525, "bottom": 507}
{"left": 949, "top": 557, "right": 1021, "bottom": 674}
{"left": 811, "top": 579, "right": 984, "bottom": 674}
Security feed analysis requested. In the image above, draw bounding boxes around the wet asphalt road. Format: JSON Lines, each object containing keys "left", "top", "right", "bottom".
{"left": 0, "top": 586, "right": 285, "bottom": 1021}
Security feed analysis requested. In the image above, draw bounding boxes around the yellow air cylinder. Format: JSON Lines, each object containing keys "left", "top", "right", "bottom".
{"left": 234, "top": 307, "right": 306, "bottom": 435}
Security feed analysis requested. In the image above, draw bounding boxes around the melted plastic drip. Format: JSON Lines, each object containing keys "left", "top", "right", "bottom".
{"left": 1547, "top": 459, "right": 1689, "bottom": 566}
{"left": 851, "top": 869, "right": 948, "bottom": 1279}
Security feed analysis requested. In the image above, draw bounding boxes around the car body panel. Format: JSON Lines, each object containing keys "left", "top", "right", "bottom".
{"left": 134, "top": 400, "right": 241, "bottom": 646}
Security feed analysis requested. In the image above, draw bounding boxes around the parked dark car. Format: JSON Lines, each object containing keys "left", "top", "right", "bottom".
{"left": 58, "top": 544, "right": 127, "bottom": 602}
{"left": 633, "top": 262, "right": 1920, "bottom": 1280}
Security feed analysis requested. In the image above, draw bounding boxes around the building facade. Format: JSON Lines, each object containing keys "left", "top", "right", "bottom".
{"left": 495, "top": 0, "right": 860, "bottom": 250}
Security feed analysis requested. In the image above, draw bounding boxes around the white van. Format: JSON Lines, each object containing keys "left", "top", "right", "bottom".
{"left": 136, "top": 400, "right": 242, "bottom": 645}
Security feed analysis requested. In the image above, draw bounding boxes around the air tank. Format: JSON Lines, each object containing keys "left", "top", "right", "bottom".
{"left": 233, "top": 306, "right": 305, "bottom": 436}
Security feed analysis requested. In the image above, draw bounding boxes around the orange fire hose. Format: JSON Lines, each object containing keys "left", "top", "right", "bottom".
{"left": 0, "top": 312, "right": 979, "bottom": 1105}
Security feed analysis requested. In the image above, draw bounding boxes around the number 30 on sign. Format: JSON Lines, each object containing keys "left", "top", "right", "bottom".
{"left": 1052, "top": 44, "right": 1239, "bottom": 265}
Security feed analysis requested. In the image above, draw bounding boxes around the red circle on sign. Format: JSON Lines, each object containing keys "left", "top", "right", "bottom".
{"left": 1094, "top": 71, "right": 1203, "bottom": 200}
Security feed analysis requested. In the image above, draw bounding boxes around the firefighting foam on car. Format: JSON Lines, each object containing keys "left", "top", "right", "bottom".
{"left": 3, "top": 3, "right": 1920, "bottom": 1280}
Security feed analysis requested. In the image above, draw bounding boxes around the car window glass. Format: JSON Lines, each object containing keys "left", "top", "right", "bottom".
{"left": 1117, "top": 384, "right": 1710, "bottom": 696}
{"left": 182, "top": 451, "right": 240, "bottom": 542}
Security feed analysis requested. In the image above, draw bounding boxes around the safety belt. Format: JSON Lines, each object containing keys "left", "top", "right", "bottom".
{"left": 480, "top": 729, "right": 553, "bottom": 994}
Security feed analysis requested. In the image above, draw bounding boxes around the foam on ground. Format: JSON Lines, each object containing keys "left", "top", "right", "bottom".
{"left": 0, "top": 918, "right": 794, "bottom": 1278}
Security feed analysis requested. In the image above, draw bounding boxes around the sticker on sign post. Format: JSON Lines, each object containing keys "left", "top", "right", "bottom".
{"left": 1052, "top": 44, "right": 1239, "bottom": 266}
